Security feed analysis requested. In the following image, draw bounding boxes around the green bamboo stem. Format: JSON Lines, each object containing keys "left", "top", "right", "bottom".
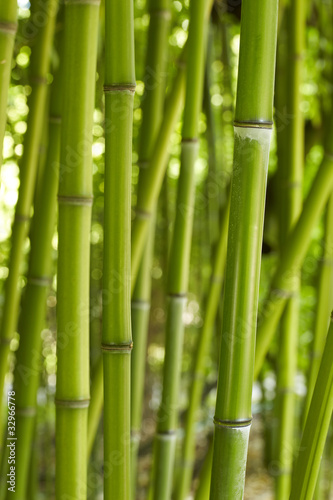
{"left": 55, "top": 1, "right": 99, "bottom": 498}
{"left": 254, "top": 112, "right": 333, "bottom": 379}
{"left": 194, "top": 443, "right": 213, "bottom": 500}
{"left": 289, "top": 314, "right": 333, "bottom": 500}
{"left": 209, "top": 1, "right": 278, "bottom": 498}
{"left": 175, "top": 198, "right": 229, "bottom": 500}
{"left": 131, "top": 2, "right": 170, "bottom": 495}
{"left": 151, "top": 0, "right": 208, "bottom": 497}
{"left": 102, "top": 0, "right": 135, "bottom": 498}
{"left": 275, "top": 1, "right": 305, "bottom": 497}
{"left": 5, "top": 56, "right": 61, "bottom": 500}
{"left": 87, "top": 0, "right": 215, "bottom": 452}
{"left": 0, "top": 0, "right": 17, "bottom": 169}
{"left": 304, "top": 193, "right": 333, "bottom": 419}
{"left": 0, "top": 0, "right": 57, "bottom": 420}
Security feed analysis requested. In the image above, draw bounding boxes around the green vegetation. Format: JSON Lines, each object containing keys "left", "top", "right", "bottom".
{"left": 0, "top": 1, "right": 332, "bottom": 499}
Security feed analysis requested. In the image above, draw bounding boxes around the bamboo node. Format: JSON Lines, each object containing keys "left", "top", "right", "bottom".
{"left": 101, "top": 341, "right": 133, "bottom": 353}
{"left": 15, "top": 213, "right": 30, "bottom": 223}
{"left": 233, "top": 120, "right": 273, "bottom": 130}
{"left": 150, "top": 9, "right": 172, "bottom": 20}
{"left": 213, "top": 416, "right": 252, "bottom": 429}
{"left": 103, "top": 83, "right": 136, "bottom": 94}
{"left": 168, "top": 292, "right": 187, "bottom": 299}
{"left": 65, "top": 0, "right": 100, "bottom": 5}
{"left": 131, "top": 299, "right": 150, "bottom": 311}
{"left": 58, "top": 195, "right": 93, "bottom": 207}
{"left": 16, "top": 406, "right": 36, "bottom": 417}
{"left": 49, "top": 115, "right": 62, "bottom": 124}
{"left": 135, "top": 208, "right": 152, "bottom": 220}
{"left": 0, "top": 337, "right": 12, "bottom": 345}
{"left": 182, "top": 138, "right": 199, "bottom": 144}
{"left": 156, "top": 430, "right": 177, "bottom": 441}
{"left": 55, "top": 398, "right": 90, "bottom": 409}
{"left": 28, "top": 275, "right": 52, "bottom": 287}
{"left": 31, "top": 76, "right": 48, "bottom": 86}
{"left": 0, "top": 22, "right": 18, "bottom": 35}
{"left": 137, "top": 160, "right": 149, "bottom": 169}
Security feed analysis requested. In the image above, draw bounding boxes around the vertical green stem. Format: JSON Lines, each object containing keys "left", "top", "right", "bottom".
{"left": 210, "top": 1, "right": 278, "bottom": 498}
{"left": 175, "top": 199, "right": 229, "bottom": 500}
{"left": 131, "top": 2, "right": 170, "bottom": 495}
{"left": 5, "top": 53, "right": 61, "bottom": 500}
{"left": 55, "top": 1, "right": 99, "bottom": 498}
{"left": 275, "top": 1, "right": 305, "bottom": 497}
{"left": 102, "top": 0, "right": 135, "bottom": 498}
{"left": 152, "top": 0, "right": 208, "bottom": 498}
{"left": 0, "top": 0, "right": 57, "bottom": 420}
{"left": 290, "top": 314, "right": 333, "bottom": 500}
{"left": 0, "top": 0, "right": 17, "bottom": 169}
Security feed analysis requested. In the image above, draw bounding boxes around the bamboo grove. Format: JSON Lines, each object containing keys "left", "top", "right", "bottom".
{"left": 0, "top": 0, "right": 332, "bottom": 499}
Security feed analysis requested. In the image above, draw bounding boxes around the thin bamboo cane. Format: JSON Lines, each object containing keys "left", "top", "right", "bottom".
{"left": 209, "top": 1, "right": 278, "bottom": 498}
{"left": 131, "top": 2, "right": 170, "bottom": 494}
{"left": 0, "top": 0, "right": 17, "bottom": 169}
{"left": 289, "top": 313, "right": 333, "bottom": 500}
{"left": 0, "top": 0, "right": 57, "bottom": 418}
{"left": 5, "top": 57, "right": 61, "bottom": 500}
{"left": 102, "top": 0, "right": 135, "bottom": 498}
{"left": 151, "top": 0, "right": 208, "bottom": 498}
{"left": 175, "top": 198, "right": 229, "bottom": 500}
{"left": 195, "top": 443, "right": 213, "bottom": 500}
{"left": 87, "top": 0, "right": 215, "bottom": 450}
{"left": 55, "top": 1, "right": 99, "bottom": 498}
{"left": 305, "top": 194, "right": 333, "bottom": 418}
{"left": 275, "top": 1, "right": 305, "bottom": 496}
{"left": 254, "top": 111, "right": 333, "bottom": 379}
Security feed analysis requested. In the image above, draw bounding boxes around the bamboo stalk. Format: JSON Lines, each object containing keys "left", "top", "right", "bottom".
{"left": 151, "top": 0, "right": 208, "bottom": 497}
{"left": 254, "top": 111, "right": 333, "bottom": 379}
{"left": 5, "top": 51, "right": 61, "bottom": 500}
{"left": 305, "top": 194, "right": 333, "bottom": 418}
{"left": 275, "top": 0, "right": 305, "bottom": 496}
{"left": 209, "top": 1, "right": 278, "bottom": 497}
{"left": 102, "top": 0, "right": 135, "bottom": 498}
{"left": 175, "top": 198, "right": 229, "bottom": 500}
{"left": 0, "top": 0, "right": 17, "bottom": 169}
{"left": 55, "top": 0, "right": 99, "bottom": 497}
{"left": 87, "top": 0, "right": 215, "bottom": 451}
{"left": 0, "top": 0, "right": 57, "bottom": 421}
{"left": 131, "top": 2, "right": 170, "bottom": 494}
{"left": 289, "top": 313, "right": 333, "bottom": 500}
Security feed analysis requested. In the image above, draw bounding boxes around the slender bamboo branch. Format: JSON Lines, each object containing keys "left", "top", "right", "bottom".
{"left": 0, "top": 0, "right": 57, "bottom": 438}
{"left": 0, "top": 0, "right": 17, "bottom": 170}
{"left": 102, "top": 0, "right": 135, "bottom": 498}
{"left": 289, "top": 313, "right": 333, "bottom": 500}
{"left": 131, "top": 1, "right": 170, "bottom": 495}
{"left": 55, "top": 1, "right": 99, "bottom": 498}
{"left": 175, "top": 197, "right": 229, "bottom": 500}
{"left": 209, "top": 1, "right": 278, "bottom": 497}
{"left": 151, "top": 0, "right": 208, "bottom": 498}
{"left": 5, "top": 50, "right": 62, "bottom": 500}
{"left": 275, "top": 1, "right": 305, "bottom": 496}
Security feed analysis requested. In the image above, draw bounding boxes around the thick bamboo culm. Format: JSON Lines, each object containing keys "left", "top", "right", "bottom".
{"left": 175, "top": 197, "right": 229, "bottom": 500}
{"left": 55, "top": 1, "right": 99, "bottom": 498}
{"left": 254, "top": 109, "right": 333, "bottom": 379}
{"left": 275, "top": 0, "right": 305, "bottom": 497}
{"left": 131, "top": 0, "right": 170, "bottom": 496}
{"left": 0, "top": 0, "right": 58, "bottom": 421}
{"left": 290, "top": 313, "right": 333, "bottom": 500}
{"left": 151, "top": 0, "right": 208, "bottom": 498}
{"left": 0, "top": 0, "right": 17, "bottom": 169}
{"left": 102, "top": 0, "right": 135, "bottom": 498}
{"left": 209, "top": 1, "right": 278, "bottom": 498}
{"left": 5, "top": 57, "right": 62, "bottom": 500}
